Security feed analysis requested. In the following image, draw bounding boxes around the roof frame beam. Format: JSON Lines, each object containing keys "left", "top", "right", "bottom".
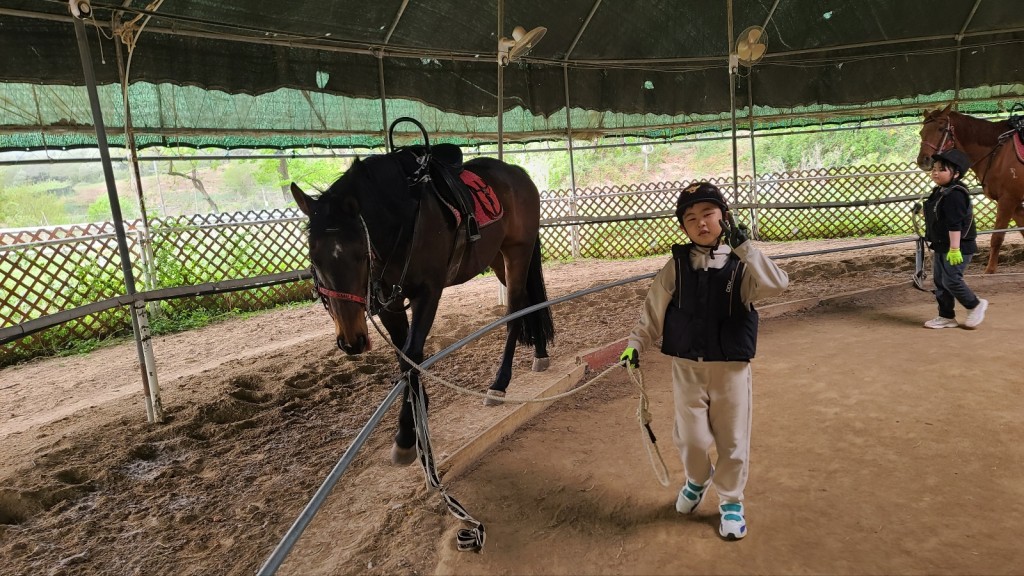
{"left": 564, "top": 0, "right": 601, "bottom": 61}
{"left": 383, "top": 0, "right": 409, "bottom": 45}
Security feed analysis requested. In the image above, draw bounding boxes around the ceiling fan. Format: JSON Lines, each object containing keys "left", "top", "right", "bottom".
{"left": 497, "top": 25, "right": 547, "bottom": 66}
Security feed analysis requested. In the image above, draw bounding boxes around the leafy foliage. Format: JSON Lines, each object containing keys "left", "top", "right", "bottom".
{"left": 0, "top": 180, "right": 73, "bottom": 227}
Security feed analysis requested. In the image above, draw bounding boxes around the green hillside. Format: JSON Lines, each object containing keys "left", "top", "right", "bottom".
{"left": 0, "top": 120, "right": 922, "bottom": 228}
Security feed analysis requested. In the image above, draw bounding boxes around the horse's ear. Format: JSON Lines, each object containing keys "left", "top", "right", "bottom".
{"left": 291, "top": 183, "right": 313, "bottom": 216}
{"left": 940, "top": 103, "right": 953, "bottom": 115}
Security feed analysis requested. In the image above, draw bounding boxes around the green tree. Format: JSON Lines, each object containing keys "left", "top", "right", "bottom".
{"left": 86, "top": 194, "right": 140, "bottom": 223}
{"left": 0, "top": 181, "right": 71, "bottom": 227}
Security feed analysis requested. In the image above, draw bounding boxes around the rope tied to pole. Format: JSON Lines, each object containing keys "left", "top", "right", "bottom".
{"left": 366, "top": 313, "right": 607, "bottom": 404}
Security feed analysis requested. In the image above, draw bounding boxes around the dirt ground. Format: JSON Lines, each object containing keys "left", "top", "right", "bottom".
{"left": 1, "top": 236, "right": 1023, "bottom": 576}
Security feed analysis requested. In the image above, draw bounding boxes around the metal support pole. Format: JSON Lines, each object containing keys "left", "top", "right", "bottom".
{"left": 494, "top": 0, "right": 508, "bottom": 304}
{"left": 378, "top": 53, "right": 390, "bottom": 152}
{"left": 747, "top": 72, "right": 761, "bottom": 239}
{"left": 563, "top": 64, "right": 580, "bottom": 258}
{"left": 497, "top": 0, "right": 504, "bottom": 161}
{"left": 114, "top": 34, "right": 159, "bottom": 316}
{"left": 70, "top": 0, "right": 163, "bottom": 423}
{"left": 727, "top": 0, "right": 740, "bottom": 205}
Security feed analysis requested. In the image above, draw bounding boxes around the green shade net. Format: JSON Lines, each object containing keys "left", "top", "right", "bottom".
{"left": 2, "top": 80, "right": 1022, "bottom": 152}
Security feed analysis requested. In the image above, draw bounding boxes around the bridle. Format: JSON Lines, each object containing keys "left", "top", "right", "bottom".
{"left": 310, "top": 216, "right": 416, "bottom": 316}
{"left": 311, "top": 265, "right": 366, "bottom": 309}
{"left": 921, "top": 113, "right": 1008, "bottom": 186}
{"left": 310, "top": 156, "right": 426, "bottom": 317}
{"left": 921, "top": 115, "right": 956, "bottom": 155}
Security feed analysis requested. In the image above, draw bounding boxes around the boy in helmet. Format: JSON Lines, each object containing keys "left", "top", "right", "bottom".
{"left": 619, "top": 182, "right": 788, "bottom": 540}
{"left": 922, "top": 149, "right": 987, "bottom": 329}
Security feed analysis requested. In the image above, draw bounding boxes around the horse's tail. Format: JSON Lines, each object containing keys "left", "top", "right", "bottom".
{"left": 517, "top": 237, "right": 555, "bottom": 347}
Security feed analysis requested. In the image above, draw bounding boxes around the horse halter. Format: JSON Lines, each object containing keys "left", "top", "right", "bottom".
{"left": 922, "top": 116, "right": 956, "bottom": 154}
{"left": 311, "top": 265, "right": 366, "bottom": 310}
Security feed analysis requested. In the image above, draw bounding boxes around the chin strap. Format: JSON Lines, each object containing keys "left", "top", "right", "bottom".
{"left": 694, "top": 236, "right": 724, "bottom": 253}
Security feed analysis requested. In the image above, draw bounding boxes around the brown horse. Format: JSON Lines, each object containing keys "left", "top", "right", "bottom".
{"left": 290, "top": 144, "right": 554, "bottom": 465}
{"left": 917, "top": 104, "right": 1024, "bottom": 273}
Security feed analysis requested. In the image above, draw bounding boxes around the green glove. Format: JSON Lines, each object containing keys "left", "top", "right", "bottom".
{"left": 946, "top": 248, "right": 963, "bottom": 266}
{"left": 619, "top": 347, "right": 639, "bottom": 368}
{"left": 719, "top": 212, "right": 750, "bottom": 249}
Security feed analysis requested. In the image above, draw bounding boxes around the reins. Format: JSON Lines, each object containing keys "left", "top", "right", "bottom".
{"left": 923, "top": 114, "right": 1009, "bottom": 188}
{"left": 366, "top": 313, "right": 672, "bottom": 485}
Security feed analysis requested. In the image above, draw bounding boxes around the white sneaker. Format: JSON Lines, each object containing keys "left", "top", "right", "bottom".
{"left": 719, "top": 502, "right": 747, "bottom": 540}
{"left": 923, "top": 316, "right": 958, "bottom": 329}
{"left": 675, "top": 470, "right": 713, "bottom": 514}
{"left": 964, "top": 299, "right": 988, "bottom": 329}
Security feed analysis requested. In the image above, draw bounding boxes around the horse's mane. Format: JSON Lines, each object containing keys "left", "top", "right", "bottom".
{"left": 309, "top": 154, "right": 414, "bottom": 235}
{"left": 950, "top": 111, "right": 1008, "bottom": 147}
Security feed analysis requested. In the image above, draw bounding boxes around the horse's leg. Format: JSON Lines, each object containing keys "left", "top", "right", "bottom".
{"left": 480, "top": 253, "right": 513, "bottom": 405}
{"left": 483, "top": 246, "right": 539, "bottom": 405}
{"left": 389, "top": 292, "right": 443, "bottom": 465}
{"left": 986, "top": 196, "right": 1017, "bottom": 274}
{"left": 1014, "top": 202, "right": 1024, "bottom": 243}
{"left": 490, "top": 244, "right": 551, "bottom": 371}
{"left": 375, "top": 307, "right": 419, "bottom": 465}
{"left": 520, "top": 239, "right": 553, "bottom": 372}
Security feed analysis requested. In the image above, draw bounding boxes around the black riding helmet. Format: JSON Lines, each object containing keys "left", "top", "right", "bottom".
{"left": 931, "top": 149, "right": 971, "bottom": 179}
{"left": 675, "top": 181, "right": 728, "bottom": 224}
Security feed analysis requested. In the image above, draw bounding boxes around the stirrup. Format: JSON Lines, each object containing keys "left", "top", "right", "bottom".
{"left": 467, "top": 215, "right": 481, "bottom": 242}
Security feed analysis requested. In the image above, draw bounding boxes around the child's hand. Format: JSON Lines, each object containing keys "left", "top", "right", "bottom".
{"left": 720, "top": 212, "right": 750, "bottom": 248}
{"left": 946, "top": 248, "right": 963, "bottom": 265}
{"left": 619, "top": 347, "right": 639, "bottom": 368}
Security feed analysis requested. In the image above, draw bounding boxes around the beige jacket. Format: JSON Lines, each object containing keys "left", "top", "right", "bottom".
{"left": 626, "top": 241, "right": 789, "bottom": 353}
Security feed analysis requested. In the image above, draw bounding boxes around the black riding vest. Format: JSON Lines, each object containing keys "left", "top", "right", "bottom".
{"left": 661, "top": 244, "right": 759, "bottom": 362}
{"left": 923, "top": 183, "right": 977, "bottom": 253}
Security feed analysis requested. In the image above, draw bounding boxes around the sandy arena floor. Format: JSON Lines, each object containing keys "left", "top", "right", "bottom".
{"left": 1, "top": 237, "right": 1022, "bottom": 575}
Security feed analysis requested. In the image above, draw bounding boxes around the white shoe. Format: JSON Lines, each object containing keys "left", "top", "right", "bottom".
{"left": 923, "top": 316, "right": 958, "bottom": 329}
{"left": 675, "top": 469, "right": 713, "bottom": 514}
{"left": 964, "top": 299, "right": 988, "bottom": 329}
{"left": 719, "top": 502, "right": 747, "bottom": 540}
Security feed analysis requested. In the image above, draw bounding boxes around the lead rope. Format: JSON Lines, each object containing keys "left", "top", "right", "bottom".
{"left": 366, "top": 313, "right": 609, "bottom": 403}
{"left": 407, "top": 374, "right": 486, "bottom": 552}
{"left": 624, "top": 362, "right": 671, "bottom": 487}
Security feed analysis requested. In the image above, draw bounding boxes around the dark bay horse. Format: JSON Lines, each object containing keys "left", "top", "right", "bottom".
{"left": 917, "top": 104, "right": 1024, "bottom": 273}
{"left": 291, "top": 149, "right": 554, "bottom": 465}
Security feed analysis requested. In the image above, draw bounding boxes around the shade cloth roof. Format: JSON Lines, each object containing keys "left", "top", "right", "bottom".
{"left": 1, "top": 0, "right": 1023, "bottom": 150}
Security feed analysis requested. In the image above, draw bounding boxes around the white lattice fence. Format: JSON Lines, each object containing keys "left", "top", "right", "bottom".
{"left": 1, "top": 161, "right": 998, "bottom": 364}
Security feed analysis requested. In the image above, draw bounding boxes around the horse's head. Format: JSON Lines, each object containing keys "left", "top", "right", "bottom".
{"left": 291, "top": 179, "right": 372, "bottom": 356}
{"left": 917, "top": 103, "right": 954, "bottom": 171}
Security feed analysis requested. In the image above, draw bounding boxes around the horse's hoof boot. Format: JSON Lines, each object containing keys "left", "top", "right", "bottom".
{"left": 391, "top": 443, "right": 417, "bottom": 466}
{"left": 483, "top": 390, "right": 506, "bottom": 406}
{"left": 532, "top": 357, "right": 550, "bottom": 372}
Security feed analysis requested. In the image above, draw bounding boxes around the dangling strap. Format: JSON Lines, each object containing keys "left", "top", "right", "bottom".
{"left": 407, "top": 375, "right": 486, "bottom": 552}
{"left": 626, "top": 364, "right": 670, "bottom": 487}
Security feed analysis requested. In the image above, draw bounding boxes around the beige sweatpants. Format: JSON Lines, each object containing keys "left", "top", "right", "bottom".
{"left": 670, "top": 358, "right": 753, "bottom": 504}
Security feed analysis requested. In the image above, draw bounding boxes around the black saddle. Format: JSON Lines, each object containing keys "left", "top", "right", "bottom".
{"left": 389, "top": 117, "right": 480, "bottom": 242}
{"left": 1009, "top": 103, "right": 1024, "bottom": 139}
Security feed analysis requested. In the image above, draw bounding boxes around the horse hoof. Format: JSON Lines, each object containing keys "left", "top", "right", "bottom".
{"left": 391, "top": 444, "right": 417, "bottom": 466}
{"left": 483, "top": 390, "right": 506, "bottom": 406}
{"left": 532, "top": 357, "right": 550, "bottom": 372}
